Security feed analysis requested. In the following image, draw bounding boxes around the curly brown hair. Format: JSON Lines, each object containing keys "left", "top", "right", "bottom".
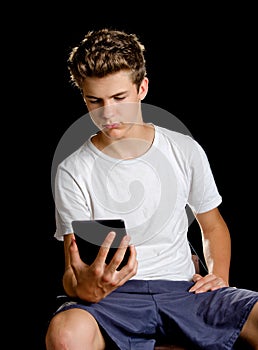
{"left": 67, "top": 28, "right": 147, "bottom": 92}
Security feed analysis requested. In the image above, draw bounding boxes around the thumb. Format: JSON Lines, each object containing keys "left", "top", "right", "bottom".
{"left": 69, "top": 238, "right": 83, "bottom": 270}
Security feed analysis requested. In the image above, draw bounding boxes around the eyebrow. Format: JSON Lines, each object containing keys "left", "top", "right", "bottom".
{"left": 85, "top": 91, "right": 128, "bottom": 99}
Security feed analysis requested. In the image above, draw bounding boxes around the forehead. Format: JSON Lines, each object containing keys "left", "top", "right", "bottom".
{"left": 82, "top": 70, "right": 135, "bottom": 98}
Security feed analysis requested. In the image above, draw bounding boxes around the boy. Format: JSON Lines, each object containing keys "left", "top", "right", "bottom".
{"left": 46, "top": 28, "right": 258, "bottom": 349}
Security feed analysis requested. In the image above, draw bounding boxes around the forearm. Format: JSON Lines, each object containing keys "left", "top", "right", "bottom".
{"left": 202, "top": 227, "right": 231, "bottom": 283}
{"left": 63, "top": 234, "right": 78, "bottom": 297}
{"left": 196, "top": 208, "right": 231, "bottom": 284}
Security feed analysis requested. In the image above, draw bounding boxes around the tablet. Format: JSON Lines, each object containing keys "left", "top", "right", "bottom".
{"left": 72, "top": 219, "right": 130, "bottom": 269}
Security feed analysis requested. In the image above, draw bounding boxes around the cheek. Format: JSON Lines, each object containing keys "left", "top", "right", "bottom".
{"left": 117, "top": 102, "right": 140, "bottom": 122}
{"left": 89, "top": 109, "right": 103, "bottom": 127}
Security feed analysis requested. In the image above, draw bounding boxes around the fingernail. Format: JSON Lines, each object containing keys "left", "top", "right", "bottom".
{"left": 124, "top": 234, "right": 131, "bottom": 243}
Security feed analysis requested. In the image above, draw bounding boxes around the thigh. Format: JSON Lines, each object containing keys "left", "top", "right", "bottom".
{"left": 155, "top": 285, "right": 258, "bottom": 349}
{"left": 50, "top": 286, "right": 158, "bottom": 349}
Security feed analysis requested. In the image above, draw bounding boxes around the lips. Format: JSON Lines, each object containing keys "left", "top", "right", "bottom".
{"left": 103, "top": 123, "right": 120, "bottom": 129}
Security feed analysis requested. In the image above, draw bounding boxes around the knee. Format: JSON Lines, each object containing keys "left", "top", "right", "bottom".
{"left": 45, "top": 309, "right": 105, "bottom": 350}
{"left": 239, "top": 301, "right": 258, "bottom": 348}
{"left": 45, "top": 313, "right": 74, "bottom": 350}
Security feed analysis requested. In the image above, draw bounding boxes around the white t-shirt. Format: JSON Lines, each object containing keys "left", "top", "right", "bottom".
{"left": 54, "top": 124, "right": 222, "bottom": 281}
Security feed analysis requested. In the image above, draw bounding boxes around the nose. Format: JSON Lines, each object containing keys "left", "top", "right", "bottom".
{"left": 102, "top": 102, "right": 115, "bottom": 120}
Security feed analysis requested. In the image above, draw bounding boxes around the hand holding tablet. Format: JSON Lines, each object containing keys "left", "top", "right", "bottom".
{"left": 72, "top": 219, "right": 130, "bottom": 269}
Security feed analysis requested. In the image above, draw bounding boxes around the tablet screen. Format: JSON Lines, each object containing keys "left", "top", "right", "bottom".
{"left": 72, "top": 219, "right": 130, "bottom": 269}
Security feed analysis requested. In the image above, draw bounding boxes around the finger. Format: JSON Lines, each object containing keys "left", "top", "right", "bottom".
{"left": 106, "top": 235, "right": 131, "bottom": 273}
{"left": 192, "top": 273, "right": 203, "bottom": 282}
{"left": 189, "top": 273, "right": 216, "bottom": 292}
{"left": 118, "top": 234, "right": 131, "bottom": 248}
{"left": 127, "top": 243, "right": 137, "bottom": 261}
{"left": 113, "top": 245, "right": 138, "bottom": 282}
{"left": 116, "top": 246, "right": 138, "bottom": 285}
{"left": 189, "top": 274, "right": 204, "bottom": 292}
{"left": 190, "top": 274, "right": 223, "bottom": 293}
{"left": 94, "top": 231, "right": 116, "bottom": 265}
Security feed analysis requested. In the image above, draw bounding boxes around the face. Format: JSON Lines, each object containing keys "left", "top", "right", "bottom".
{"left": 82, "top": 70, "right": 148, "bottom": 140}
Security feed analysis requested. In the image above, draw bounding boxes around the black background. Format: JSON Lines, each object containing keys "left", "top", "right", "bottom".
{"left": 29, "top": 5, "right": 257, "bottom": 349}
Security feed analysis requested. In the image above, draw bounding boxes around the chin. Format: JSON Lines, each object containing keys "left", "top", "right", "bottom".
{"left": 102, "top": 128, "right": 123, "bottom": 139}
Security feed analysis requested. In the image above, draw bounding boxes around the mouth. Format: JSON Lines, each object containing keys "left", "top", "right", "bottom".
{"left": 102, "top": 122, "right": 120, "bottom": 129}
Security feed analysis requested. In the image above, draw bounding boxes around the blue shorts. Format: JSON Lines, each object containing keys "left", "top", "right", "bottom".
{"left": 53, "top": 280, "right": 258, "bottom": 350}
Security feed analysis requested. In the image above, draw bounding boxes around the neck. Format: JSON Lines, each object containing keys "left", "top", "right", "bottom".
{"left": 92, "top": 123, "right": 155, "bottom": 159}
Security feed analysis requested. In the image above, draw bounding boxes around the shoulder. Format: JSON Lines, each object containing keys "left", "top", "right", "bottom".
{"left": 154, "top": 124, "right": 201, "bottom": 153}
{"left": 153, "top": 124, "right": 211, "bottom": 169}
{"left": 155, "top": 124, "right": 193, "bottom": 141}
{"left": 57, "top": 139, "right": 93, "bottom": 173}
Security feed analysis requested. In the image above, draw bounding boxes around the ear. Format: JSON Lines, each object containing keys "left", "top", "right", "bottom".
{"left": 138, "top": 77, "right": 149, "bottom": 101}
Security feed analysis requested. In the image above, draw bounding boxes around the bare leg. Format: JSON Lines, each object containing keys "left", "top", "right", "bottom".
{"left": 238, "top": 301, "right": 258, "bottom": 349}
{"left": 45, "top": 308, "right": 106, "bottom": 350}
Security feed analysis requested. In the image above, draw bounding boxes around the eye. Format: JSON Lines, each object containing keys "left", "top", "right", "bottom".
{"left": 114, "top": 96, "right": 126, "bottom": 101}
{"left": 88, "top": 99, "right": 101, "bottom": 104}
